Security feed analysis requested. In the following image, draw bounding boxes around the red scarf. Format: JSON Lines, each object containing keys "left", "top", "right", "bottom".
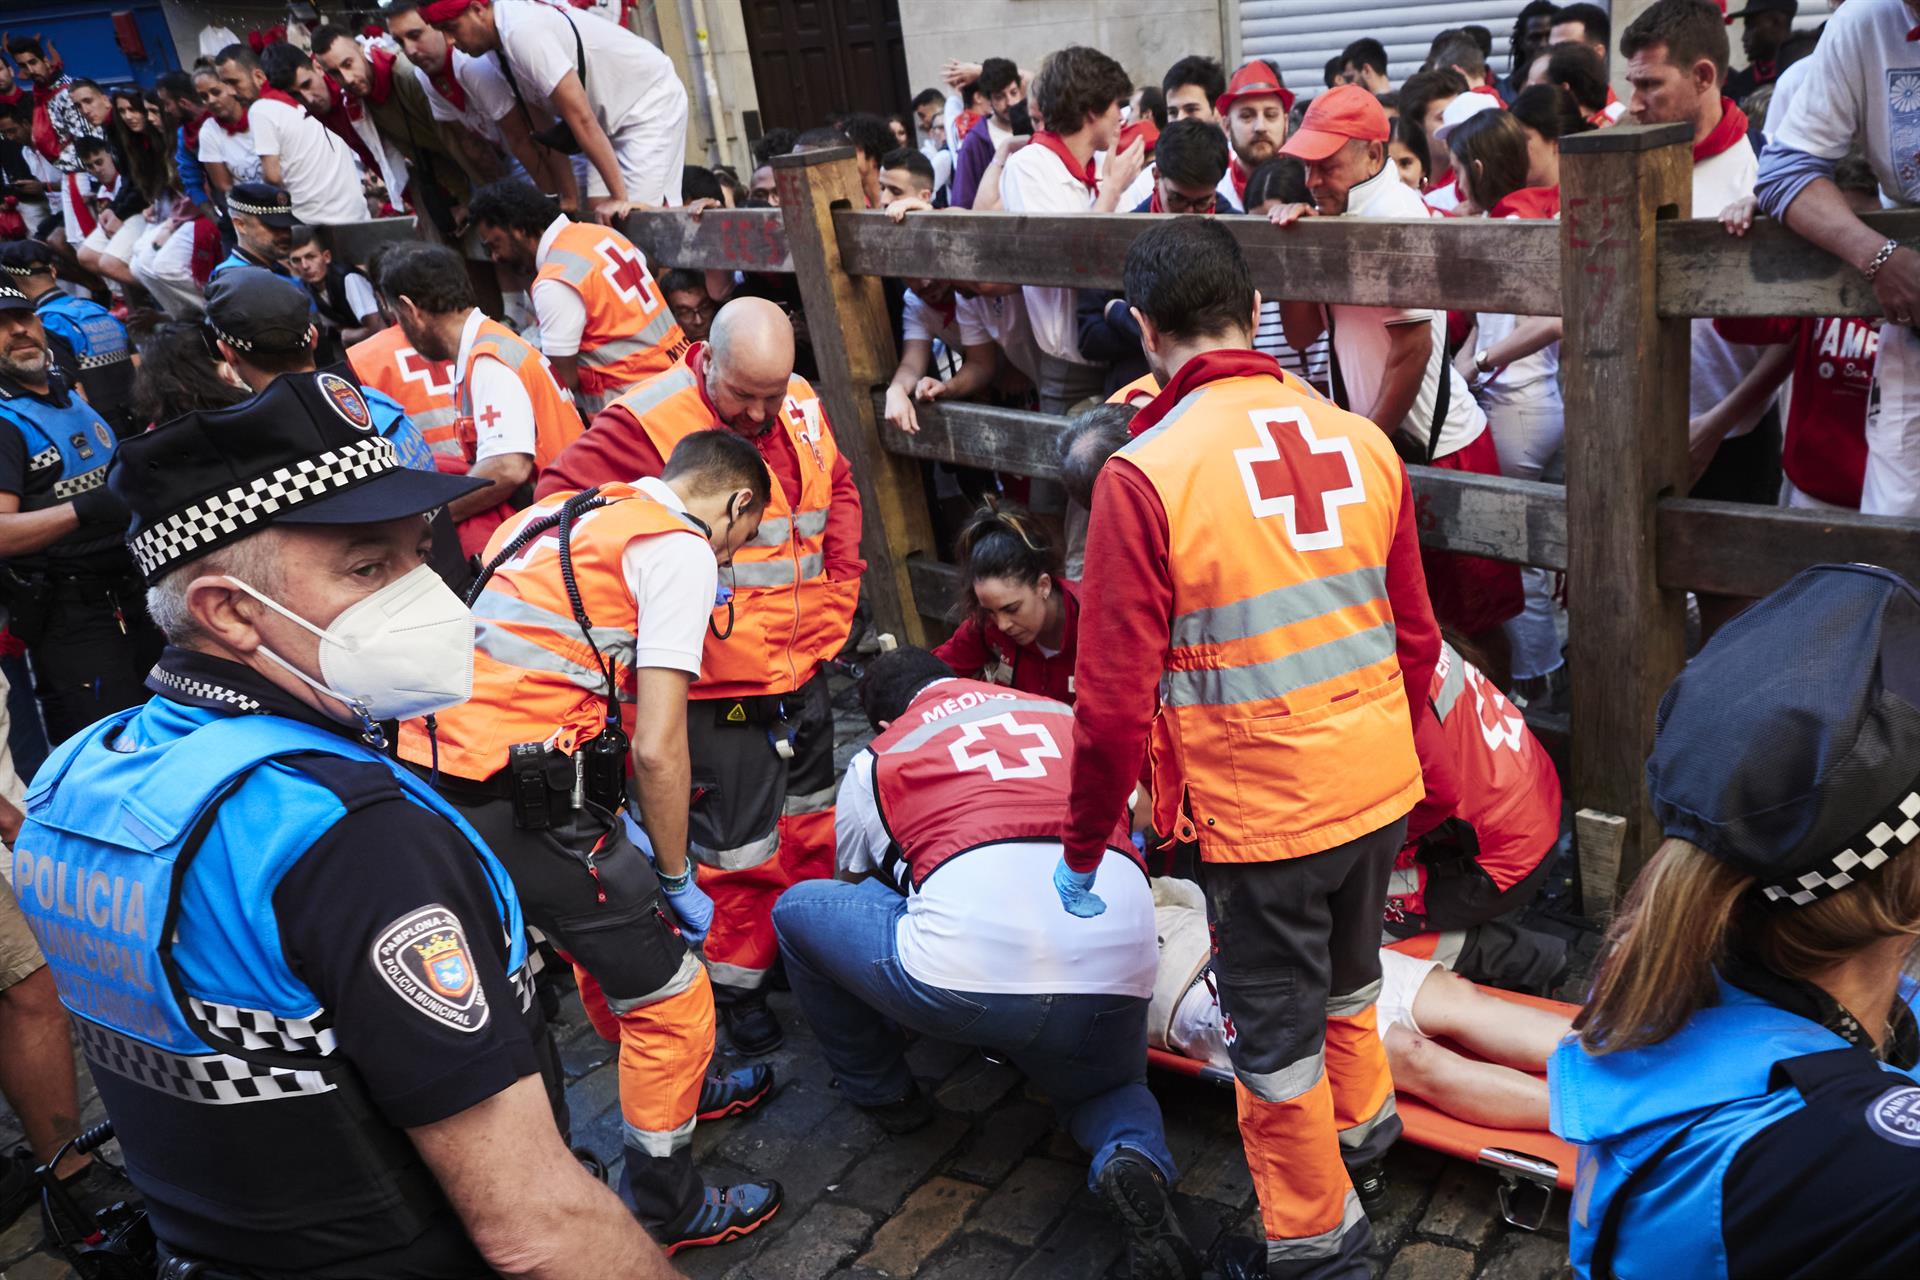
{"left": 1469, "top": 83, "right": 1504, "bottom": 100}
{"left": 367, "top": 45, "right": 400, "bottom": 108}
{"left": 0, "top": 87, "right": 19, "bottom": 109}
{"left": 1147, "top": 186, "right": 1214, "bottom": 215}
{"left": 1490, "top": 185, "right": 1560, "bottom": 219}
{"left": 1028, "top": 130, "right": 1099, "bottom": 193}
{"left": 1228, "top": 154, "right": 1252, "bottom": 205}
{"left": 954, "top": 109, "right": 981, "bottom": 140}
{"left": 212, "top": 104, "right": 251, "bottom": 135}
{"left": 256, "top": 86, "right": 302, "bottom": 111}
{"left": 189, "top": 215, "right": 223, "bottom": 289}
{"left": 181, "top": 109, "right": 209, "bottom": 152}
{"left": 1693, "top": 97, "right": 1749, "bottom": 164}
{"left": 64, "top": 171, "right": 95, "bottom": 238}
{"left": 428, "top": 65, "right": 467, "bottom": 114}
{"left": 1131, "top": 349, "right": 1282, "bottom": 436}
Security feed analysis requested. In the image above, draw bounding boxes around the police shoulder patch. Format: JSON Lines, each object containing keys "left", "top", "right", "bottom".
{"left": 1865, "top": 1084, "right": 1920, "bottom": 1147}
{"left": 316, "top": 371, "right": 374, "bottom": 431}
{"left": 371, "top": 905, "right": 490, "bottom": 1033}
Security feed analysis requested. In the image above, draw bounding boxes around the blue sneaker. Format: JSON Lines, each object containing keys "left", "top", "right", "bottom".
{"left": 697, "top": 1063, "right": 775, "bottom": 1121}
{"left": 662, "top": 1180, "right": 783, "bottom": 1255}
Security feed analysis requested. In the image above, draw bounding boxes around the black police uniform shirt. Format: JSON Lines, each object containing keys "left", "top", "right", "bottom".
{"left": 0, "top": 367, "right": 129, "bottom": 575}
{"left": 1717, "top": 958, "right": 1920, "bottom": 1279}
{"left": 142, "top": 648, "right": 550, "bottom": 1275}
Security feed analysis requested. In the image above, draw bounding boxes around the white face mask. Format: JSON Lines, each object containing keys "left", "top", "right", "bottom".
{"left": 226, "top": 564, "right": 476, "bottom": 730}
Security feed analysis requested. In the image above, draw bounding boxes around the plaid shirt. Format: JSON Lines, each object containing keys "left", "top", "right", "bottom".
{"left": 42, "top": 77, "right": 102, "bottom": 174}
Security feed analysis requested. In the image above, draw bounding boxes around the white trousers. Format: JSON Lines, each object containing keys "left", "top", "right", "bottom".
{"left": 1862, "top": 322, "right": 1920, "bottom": 517}
{"left": 1484, "top": 389, "right": 1566, "bottom": 681}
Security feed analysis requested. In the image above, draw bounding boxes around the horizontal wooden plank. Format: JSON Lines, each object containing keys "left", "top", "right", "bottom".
{"left": 1657, "top": 498, "right": 1920, "bottom": 597}
{"left": 325, "top": 217, "right": 416, "bottom": 267}
{"left": 1656, "top": 208, "right": 1920, "bottom": 319}
{"left": 621, "top": 208, "right": 791, "bottom": 274}
{"left": 878, "top": 396, "right": 1568, "bottom": 567}
{"left": 836, "top": 210, "right": 1563, "bottom": 315}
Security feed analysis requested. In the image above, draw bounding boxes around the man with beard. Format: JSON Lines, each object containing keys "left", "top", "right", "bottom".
{"left": 208, "top": 180, "right": 295, "bottom": 281}
{"left": 4, "top": 35, "right": 97, "bottom": 176}
{"left": 0, "top": 278, "right": 159, "bottom": 742}
{"left": 310, "top": 24, "right": 473, "bottom": 232}
{"left": 212, "top": 42, "right": 367, "bottom": 228}
{"left": 1724, "top": 0, "right": 1797, "bottom": 107}
{"left": 466, "top": 179, "right": 687, "bottom": 415}
{"left": 1213, "top": 60, "right": 1293, "bottom": 213}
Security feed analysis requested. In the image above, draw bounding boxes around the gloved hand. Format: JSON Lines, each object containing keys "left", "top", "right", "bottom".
{"left": 661, "top": 872, "right": 714, "bottom": 945}
{"left": 1053, "top": 855, "right": 1107, "bottom": 918}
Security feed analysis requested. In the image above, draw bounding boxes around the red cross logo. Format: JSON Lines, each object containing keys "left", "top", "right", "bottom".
{"left": 397, "top": 346, "right": 454, "bottom": 399}
{"left": 1232, "top": 408, "right": 1365, "bottom": 552}
{"left": 947, "top": 714, "right": 1061, "bottom": 781}
{"left": 599, "top": 238, "right": 657, "bottom": 308}
{"left": 1465, "top": 664, "right": 1524, "bottom": 753}
{"left": 477, "top": 404, "right": 502, "bottom": 432}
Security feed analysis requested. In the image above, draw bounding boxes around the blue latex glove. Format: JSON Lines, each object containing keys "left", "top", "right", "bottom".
{"left": 662, "top": 873, "right": 714, "bottom": 945}
{"left": 1053, "top": 855, "right": 1108, "bottom": 918}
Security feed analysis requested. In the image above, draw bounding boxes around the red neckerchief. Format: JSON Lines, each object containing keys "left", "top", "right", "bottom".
{"left": 182, "top": 109, "right": 208, "bottom": 151}
{"left": 954, "top": 109, "right": 981, "bottom": 140}
{"left": 255, "top": 87, "right": 302, "bottom": 111}
{"left": 367, "top": 45, "right": 399, "bottom": 108}
{"left": 1028, "top": 130, "right": 1099, "bottom": 193}
{"left": 212, "top": 104, "right": 250, "bottom": 135}
{"left": 1694, "top": 97, "right": 1749, "bottom": 164}
{"left": 1130, "top": 348, "right": 1283, "bottom": 437}
{"left": 0, "top": 88, "right": 19, "bottom": 109}
{"left": 1909, "top": 23, "right": 1920, "bottom": 39}
{"left": 1469, "top": 83, "right": 1504, "bottom": 100}
{"left": 1751, "top": 59, "right": 1777, "bottom": 83}
{"left": 30, "top": 75, "right": 67, "bottom": 109}
{"left": 189, "top": 215, "right": 223, "bottom": 289}
{"left": 428, "top": 65, "right": 467, "bottom": 114}
{"left": 1490, "top": 185, "right": 1560, "bottom": 219}
{"left": 64, "top": 171, "right": 95, "bottom": 237}
{"left": 1148, "top": 187, "right": 1215, "bottom": 214}
{"left": 1229, "top": 154, "right": 1251, "bottom": 204}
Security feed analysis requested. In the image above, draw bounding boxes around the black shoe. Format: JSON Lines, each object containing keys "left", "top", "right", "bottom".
{"left": 854, "top": 1085, "right": 935, "bottom": 1135}
{"left": 720, "top": 997, "right": 784, "bottom": 1056}
{"left": 572, "top": 1146, "right": 608, "bottom": 1184}
{"left": 698, "top": 1063, "right": 775, "bottom": 1121}
{"left": 1097, "top": 1150, "right": 1201, "bottom": 1280}
{"left": 1351, "top": 1161, "right": 1389, "bottom": 1219}
{"left": 1206, "top": 1233, "right": 1269, "bottom": 1280}
{"left": 41, "top": 1156, "right": 139, "bottom": 1248}
{"left": 0, "top": 1147, "right": 36, "bottom": 1232}
{"left": 661, "top": 1180, "right": 783, "bottom": 1256}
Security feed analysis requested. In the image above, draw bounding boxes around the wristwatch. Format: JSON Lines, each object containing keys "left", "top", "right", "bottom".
{"left": 1473, "top": 349, "right": 1495, "bottom": 375}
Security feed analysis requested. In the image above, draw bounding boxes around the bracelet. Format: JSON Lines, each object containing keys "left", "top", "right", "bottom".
{"left": 1863, "top": 238, "right": 1903, "bottom": 283}
{"left": 657, "top": 866, "right": 692, "bottom": 893}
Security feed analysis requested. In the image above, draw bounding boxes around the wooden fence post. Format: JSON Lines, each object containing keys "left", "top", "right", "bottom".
{"left": 1558, "top": 122, "right": 1694, "bottom": 911}
{"left": 772, "top": 147, "right": 935, "bottom": 648}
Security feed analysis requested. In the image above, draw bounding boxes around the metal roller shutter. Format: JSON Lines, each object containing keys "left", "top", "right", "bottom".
{"left": 1239, "top": 0, "right": 1552, "bottom": 95}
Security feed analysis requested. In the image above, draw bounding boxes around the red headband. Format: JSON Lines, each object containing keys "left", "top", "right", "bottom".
{"left": 418, "top": 0, "right": 484, "bottom": 23}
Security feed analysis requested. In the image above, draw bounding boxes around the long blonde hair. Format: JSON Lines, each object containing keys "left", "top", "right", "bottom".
{"left": 1576, "top": 837, "right": 1920, "bottom": 1054}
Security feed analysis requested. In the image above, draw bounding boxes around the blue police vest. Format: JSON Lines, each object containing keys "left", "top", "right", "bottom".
{"left": 14, "top": 697, "right": 530, "bottom": 1268}
{"left": 363, "top": 384, "right": 438, "bottom": 472}
{"left": 34, "top": 292, "right": 130, "bottom": 375}
{"left": 1551, "top": 977, "right": 1920, "bottom": 1279}
{"left": 209, "top": 248, "right": 291, "bottom": 282}
{"left": 0, "top": 383, "right": 119, "bottom": 549}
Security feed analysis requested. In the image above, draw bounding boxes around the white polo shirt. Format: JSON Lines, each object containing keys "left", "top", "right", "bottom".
{"left": 999, "top": 140, "right": 1105, "bottom": 365}
{"left": 1690, "top": 132, "right": 1764, "bottom": 434}
{"left": 453, "top": 307, "right": 537, "bottom": 463}
{"left": 957, "top": 290, "right": 1042, "bottom": 384}
{"left": 247, "top": 97, "right": 367, "bottom": 226}
{"left": 417, "top": 50, "right": 516, "bottom": 144}
{"left": 493, "top": 1, "right": 681, "bottom": 146}
{"left": 529, "top": 213, "right": 590, "bottom": 357}
{"left": 624, "top": 475, "right": 718, "bottom": 677}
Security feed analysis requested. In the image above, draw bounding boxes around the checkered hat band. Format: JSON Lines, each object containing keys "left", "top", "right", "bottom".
{"left": 227, "top": 196, "right": 288, "bottom": 218}
{"left": 1760, "top": 787, "right": 1920, "bottom": 906}
{"left": 130, "top": 436, "right": 398, "bottom": 579}
{"left": 211, "top": 320, "right": 314, "bottom": 355}
{"left": 0, "top": 264, "right": 36, "bottom": 276}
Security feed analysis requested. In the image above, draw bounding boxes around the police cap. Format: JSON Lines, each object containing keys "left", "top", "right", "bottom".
{"left": 0, "top": 240, "right": 57, "bottom": 279}
{"left": 0, "top": 281, "right": 32, "bottom": 314}
{"left": 111, "top": 372, "right": 485, "bottom": 583}
{"left": 1647, "top": 564, "right": 1920, "bottom": 907}
{"left": 205, "top": 267, "right": 316, "bottom": 356}
{"left": 226, "top": 182, "right": 296, "bottom": 227}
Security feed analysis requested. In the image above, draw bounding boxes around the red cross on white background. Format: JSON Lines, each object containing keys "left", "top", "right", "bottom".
{"left": 946, "top": 714, "right": 1062, "bottom": 781}
{"left": 398, "top": 347, "right": 454, "bottom": 399}
{"left": 477, "top": 405, "right": 502, "bottom": 432}
{"left": 1232, "top": 408, "right": 1365, "bottom": 552}
{"left": 599, "top": 238, "right": 657, "bottom": 308}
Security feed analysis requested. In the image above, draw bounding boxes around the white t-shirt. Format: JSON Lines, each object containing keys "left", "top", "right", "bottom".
{"left": 1329, "top": 163, "right": 1486, "bottom": 458}
{"left": 836, "top": 746, "right": 1157, "bottom": 997}
{"left": 248, "top": 97, "right": 367, "bottom": 226}
{"left": 956, "top": 290, "right": 1041, "bottom": 384}
{"left": 1472, "top": 309, "right": 1560, "bottom": 407}
{"left": 1690, "top": 133, "right": 1765, "bottom": 434}
{"left": 454, "top": 307, "right": 537, "bottom": 462}
{"left": 341, "top": 271, "right": 380, "bottom": 322}
{"left": 494, "top": 1, "right": 681, "bottom": 143}
{"left": 622, "top": 475, "right": 718, "bottom": 677}
{"left": 197, "top": 121, "right": 263, "bottom": 186}
{"left": 417, "top": 50, "right": 517, "bottom": 144}
{"left": 999, "top": 141, "right": 1104, "bottom": 365}
{"left": 903, "top": 288, "right": 963, "bottom": 380}
{"left": 1768, "top": 0, "right": 1918, "bottom": 206}
{"left": 530, "top": 213, "right": 590, "bottom": 357}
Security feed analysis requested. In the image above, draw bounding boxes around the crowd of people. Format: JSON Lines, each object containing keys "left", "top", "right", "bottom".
{"left": 0, "top": 0, "right": 1910, "bottom": 1278}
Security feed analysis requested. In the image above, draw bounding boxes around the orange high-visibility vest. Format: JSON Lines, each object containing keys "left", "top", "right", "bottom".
{"left": 396, "top": 483, "right": 708, "bottom": 783}
{"left": 1122, "top": 371, "right": 1422, "bottom": 863}
{"left": 535, "top": 221, "right": 688, "bottom": 413}
{"left": 458, "top": 316, "right": 584, "bottom": 471}
{"left": 349, "top": 326, "right": 461, "bottom": 461}
{"left": 1108, "top": 369, "right": 1326, "bottom": 410}
{"left": 605, "top": 360, "right": 858, "bottom": 700}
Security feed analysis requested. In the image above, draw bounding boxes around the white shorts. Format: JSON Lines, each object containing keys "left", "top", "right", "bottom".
{"left": 82, "top": 212, "right": 147, "bottom": 265}
{"left": 1376, "top": 949, "right": 1442, "bottom": 1041}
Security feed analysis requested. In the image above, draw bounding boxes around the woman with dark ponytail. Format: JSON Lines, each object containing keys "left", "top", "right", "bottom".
{"left": 931, "top": 504, "right": 1079, "bottom": 703}
{"left": 1551, "top": 565, "right": 1920, "bottom": 1280}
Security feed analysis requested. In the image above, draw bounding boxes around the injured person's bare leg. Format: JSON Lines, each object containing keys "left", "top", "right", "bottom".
{"left": 1383, "top": 1021, "right": 1550, "bottom": 1130}
{"left": 1407, "top": 966, "right": 1573, "bottom": 1071}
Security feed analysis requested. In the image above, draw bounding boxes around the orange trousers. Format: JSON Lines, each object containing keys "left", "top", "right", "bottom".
{"left": 700, "top": 806, "right": 834, "bottom": 993}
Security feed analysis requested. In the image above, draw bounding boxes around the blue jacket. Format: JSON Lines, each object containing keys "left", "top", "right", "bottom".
{"left": 175, "top": 124, "right": 208, "bottom": 206}
{"left": 1550, "top": 975, "right": 1920, "bottom": 1279}
{"left": 363, "top": 384, "right": 436, "bottom": 472}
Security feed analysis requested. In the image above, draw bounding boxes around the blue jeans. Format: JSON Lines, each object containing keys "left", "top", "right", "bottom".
{"left": 772, "top": 877, "right": 1175, "bottom": 1188}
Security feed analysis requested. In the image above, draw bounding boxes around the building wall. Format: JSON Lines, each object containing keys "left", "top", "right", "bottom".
{"left": 897, "top": 0, "right": 1224, "bottom": 106}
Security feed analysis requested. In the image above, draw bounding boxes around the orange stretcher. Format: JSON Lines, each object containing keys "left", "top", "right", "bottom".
{"left": 1147, "top": 986, "right": 1580, "bottom": 1230}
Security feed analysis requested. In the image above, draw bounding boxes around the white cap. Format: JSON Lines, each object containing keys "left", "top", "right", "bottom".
{"left": 1432, "top": 92, "right": 1502, "bottom": 145}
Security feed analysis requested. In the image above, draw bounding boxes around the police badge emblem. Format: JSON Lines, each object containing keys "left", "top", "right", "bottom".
{"left": 315, "top": 371, "right": 374, "bottom": 431}
{"left": 371, "top": 905, "right": 490, "bottom": 1032}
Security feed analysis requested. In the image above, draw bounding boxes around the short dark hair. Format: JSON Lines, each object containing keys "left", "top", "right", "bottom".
{"left": 753, "top": 127, "right": 796, "bottom": 166}
{"left": 214, "top": 43, "right": 261, "bottom": 73}
{"left": 259, "top": 42, "right": 312, "bottom": 93}
{"left": 1431, "top": 33, "right": 1487, "bottom": 78}
{"left": 1162, "top": 55, "right": 1224, "bottom": 102}
{"left": 1462, "top": 25, "right": 1494, "bottom": 57}
{"left": 68, "top": 77, "right": 104, "bottom": 97}
{"left": 1342, "top": 38, "right": 1389, "bottom": 77}
{"left": 4, "top": 36, "right": 43, "bottom": 61}
{"left": 288, "top": 224, "right": 326, "bottom": 253}
{"left": 1134, "top": 85, "right": 1166, "bottom": 130}
{"left": 1243, "top": 155, "right": 1310, "bottom": 208}
{"left": 840, "top": 112, "right": 894, "bottom": 164}
{"left": 156, "top": 70, "right": 196, "bottom": 101}
{"left": 1511, "top": 83, "right": 1592, "bottom": 139}
{"left": 1058, "top": 404, "right": 1133, "bottom": 510}
{"left": 133, "top": 322, "right": 250, "bottom": 426}
{"left": 857, "top": 646, "right": 955, "bottom": 730}
{"left": 660, "top": 268, "right": 704, "bottom": 295}
{"left": 978, "top": 57, "right": 1020, "bottom": 99}
{"left": 380, "top": 243, "right": 476, "bottom": 314}
{"left": 880, "top": 146, "right": 935, "bottom": 188}
{"left": 1552, "top": 3, "right": 1611, "bottom": 47}
{"left": 310, "top": 24, "right": 356, "bottom": 58}
{"left": 912, "top": 87, "right": 945, "bottom": 112}
{"left": 662, "top": 428, "right": 772, "bottom": 512}
{"left": 1323, "top": 55, "right": 1345, "bottom": 89}
{"left": 1399, "top": 67, "right": 1470, "bottom": 131}
{"left": 1544, "top": 41, "right": 1610, "bottom": 112}
{"left": 1153, "top": 118, "right": 1228, "bottom": 190}
{"left": 682, "top": 164, "right": 723, "bottom": 203}
{"left": 75, "top": 136, "right": 112, "bottom": 161}
{"left": 1620, "top": 0, "right": 1730, "bottom": 77}
{"left": 1031, "top": 46, "right": 1130, "bottom": 134}
{"left": 468, "top": 179, "right": 560, "bottom": 236}
{"left": 1124, "top": 217, "right": 1253, "bottom": 344}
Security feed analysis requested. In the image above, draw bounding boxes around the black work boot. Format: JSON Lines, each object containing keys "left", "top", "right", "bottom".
{"left": 720, "top": 992, "right": 784, "bottom": 1056}
{"left": 1097, "top": 1149, "right": 1202, "bottom": 1280}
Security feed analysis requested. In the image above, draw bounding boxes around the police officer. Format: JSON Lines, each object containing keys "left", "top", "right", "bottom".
{"left": 1553, "top": 564, "right": 1920, "bottom": 1280}
{"left": 0, "top": 279, "right": 161, "bottom": 745}
{"left": 0, "top": 240, "right": 136, "bottom": 438}
{"left": 12, "top": 371, "right": 674, "bottom": 1278}
{"left": 211, "top": 181, "right": 296, "bottom": 282}
{"left": 397, "top": 430, "right": 785, "bottom": 1255}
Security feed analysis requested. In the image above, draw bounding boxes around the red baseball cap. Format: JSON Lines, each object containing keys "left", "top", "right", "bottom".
{"left": 1280, "top": 85, "right": 1390, "bottom": 163}
{"left": 1215, "top": 60, "right": 1296, "bottom": 116}
{"left": 418, "top": 0, "right": 485, "bottom": 24}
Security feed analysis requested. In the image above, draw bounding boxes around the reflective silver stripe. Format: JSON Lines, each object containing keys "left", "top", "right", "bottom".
{"left": 706, "top": 959, "right": 770, "bottom": 988}
{"left": 411, "top": 406, "right": 460, "bottom": 432}
{"left": 691, "top": 826, "right": 780, "bottom": 871}
{"left": 545, "top": 246, "right": 596, "bottom": 286}
{"left": 751, "top": 516, "right": 792, "bottom": 546}
{"left": 882, "top": 696, "right": 1072, "bottom": 754}
{"left": 730, "top": 552, "right": 824, "bottom": 587}
{"left": 1117, "top": 386, "right": 1208, "bottom": 456}
{"left": 474, "top": 591, "right": 635, "bottom": 658}
{"left": 472, "top": 593, "right": 635, "bottom": 690}
{"left": 1265, "top": 1190, "right": 1365, "bottom": 1262}
{"left": 580, "top": 309, "right": 680, "bottom": 368}
{"left": 1163, "top": 622, "right": 1397, "bottom": 709}
{"left": 782, "top": 783, "right": 837, "bottom": 817}
{"left": 473, "top": 621, "right": 611, "bottom": 693}
{"left": 1326, "top": 979, "right": 1382, "bottom": 1018}
{"left": 1431, "top": 642, "right": 1467, "bottom": 721}
{"left": 792, "top": 508, "right": 829, "bottom": 538}
{"left": 604, "top": 952, "right": 704, "bottom": 1015}
{"left": 1234, "top": 1047, "right": 1324, "bottom": 1104}
{"left": 1337, "top": 1095, "right": 1399, "bottom": 1149}
{"left": 623, "top": 1116, "right": 696, "bottom": 1157}
{"left": 1170, "top": 566, "right": 1388, "bottom": 651}
{"left": 611, "top": 362, "right": 698, "bottom": 416}
{"left": 472, "top": 333, "right": 530, "bottom": 370}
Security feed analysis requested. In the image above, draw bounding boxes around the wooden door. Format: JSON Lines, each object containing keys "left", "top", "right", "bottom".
{"left": 741, "top": 0, "right": 911, "bottom": 135}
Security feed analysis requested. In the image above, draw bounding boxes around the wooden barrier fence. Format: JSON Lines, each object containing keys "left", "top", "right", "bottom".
{"left": 616, "top": 129, "right": 1920, "bottom": 910}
